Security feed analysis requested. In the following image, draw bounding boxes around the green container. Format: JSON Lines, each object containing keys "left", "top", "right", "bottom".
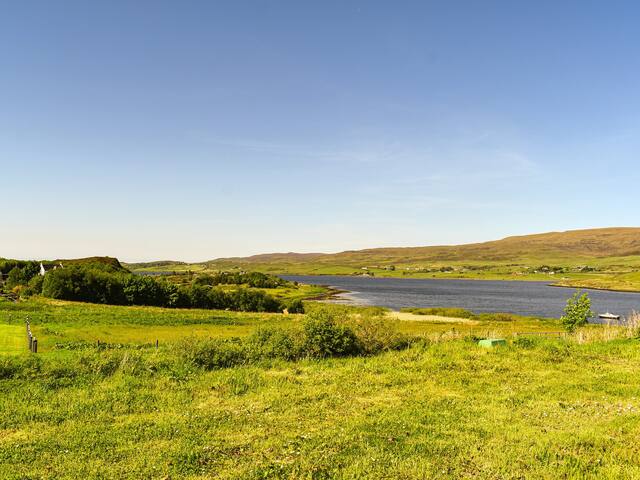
{"left": 478, "top": 338, "right": 507, "bottom": 348}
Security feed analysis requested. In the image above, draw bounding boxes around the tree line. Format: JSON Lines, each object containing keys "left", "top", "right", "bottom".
{"left": 191, "top": 271, "right": 289, "bottom": 288}
{"left": 2, "top": 262, "right": 303, "bottom": 314}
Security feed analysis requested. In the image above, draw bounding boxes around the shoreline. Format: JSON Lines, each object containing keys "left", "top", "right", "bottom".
{"left": 548, "top": 283, "right": 640, "bottom": 294}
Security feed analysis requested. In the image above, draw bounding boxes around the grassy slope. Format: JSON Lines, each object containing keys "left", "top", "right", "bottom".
{"left": 128, "top": 228, "right": 640, "bottom": 291}
{"left": 1, "top": 338, "right": 639, "bottom": 477}
{"left": 2, "top": 299, "right": 639, "bottom": 478}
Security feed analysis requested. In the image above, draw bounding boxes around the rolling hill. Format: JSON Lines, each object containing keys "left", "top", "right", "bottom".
{"left": 125, "top": 228, "right": 640, "bottom": 291}
{"left": 209, "top": 227, "right": 640, "bottom": 266}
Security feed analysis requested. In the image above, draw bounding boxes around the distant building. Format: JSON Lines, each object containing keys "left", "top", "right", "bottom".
{"left": 40, "top": 262, "right": 63, "bottom": 276}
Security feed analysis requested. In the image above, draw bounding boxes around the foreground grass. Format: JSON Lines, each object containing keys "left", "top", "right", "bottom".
{"left": 2, "top": 298, "right": 639, "bottom": 478}
{"left": 1, "top": 338, "right": 640, "bottom": 479}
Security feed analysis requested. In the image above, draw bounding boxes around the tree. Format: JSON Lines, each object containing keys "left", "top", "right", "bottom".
{"left": 561, "top": 291, "right": 594, "bottom": 332}
{"left": 25, "top": 275, "right": 44, "bottom": 296}
{"left": 5, "top": 264, "right": 39, "bottom": 289}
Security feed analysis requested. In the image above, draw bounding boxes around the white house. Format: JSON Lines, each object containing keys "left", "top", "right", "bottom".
{"left": 40, "top": 262, "right": 64, "bottom": 276}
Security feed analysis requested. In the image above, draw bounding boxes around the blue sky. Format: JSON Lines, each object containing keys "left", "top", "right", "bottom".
{"left": 2, "top": 1, "right": 639, "bottom": 262}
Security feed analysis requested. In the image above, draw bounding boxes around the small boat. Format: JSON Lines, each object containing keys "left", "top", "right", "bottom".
{"left": 599, "top": 312, "right": 621, "bottom": 321}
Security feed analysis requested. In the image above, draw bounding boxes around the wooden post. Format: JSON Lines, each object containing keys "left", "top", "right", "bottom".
{"left": 32, "top": 338, "right": 37, "bottom": 353}
{"left": 155, "top": 339, "right": 159, "bottom": 349}
{"left": 25, "top": 318, "right": 35, "bottom": 352}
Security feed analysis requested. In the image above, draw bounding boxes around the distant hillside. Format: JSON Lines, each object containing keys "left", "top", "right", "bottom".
{"left": 1, "top": 256, "right": 128, "bottom": 276}
{"left": 207, "top": 252, "right": 326, "bottom": 265}
{"left": 53, "top": 256, "right": 126, "bottom": 270}
{"left": 210, "top": 228, "right": 640, "bottom": 267}
{"left": 124, "top": 260, "right": 187, "bottom": 269}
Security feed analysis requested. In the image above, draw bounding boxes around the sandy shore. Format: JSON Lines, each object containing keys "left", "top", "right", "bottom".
{"left": 386, "top": 311, "right": 479, "bottom": 324}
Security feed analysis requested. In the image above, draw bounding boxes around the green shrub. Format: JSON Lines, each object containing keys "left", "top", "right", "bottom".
{"left": 302, "top": 310, "right": 359, "bottom": 358}
{"left": 285, "top": 298, "right": 305, "bottom": 314}
{"left": 347, "top": 315, "right": 410, "bottom": 355}
{"left": 179, "top": 337, "right": 247, "bottom": 370}
{"left": 248, "top": 327, "right": 300, "bottom": 361}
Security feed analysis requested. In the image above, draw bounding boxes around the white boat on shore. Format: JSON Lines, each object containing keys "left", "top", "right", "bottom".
{"left": 599, "top": 312, "right": 621, "bottom": 321}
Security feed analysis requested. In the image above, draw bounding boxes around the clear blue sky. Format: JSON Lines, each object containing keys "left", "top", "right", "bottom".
{"left": 2, "top": 1, "right": 639, "bottom": 262}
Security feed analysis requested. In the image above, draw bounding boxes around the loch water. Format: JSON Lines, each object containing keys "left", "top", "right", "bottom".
{"left": 282, "top": 275, "right": 640, "bottom": 320}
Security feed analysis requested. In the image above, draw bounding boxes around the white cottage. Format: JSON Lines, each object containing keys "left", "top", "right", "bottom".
{"left": 40, "top": 262, "right": 64, "bottom": 276}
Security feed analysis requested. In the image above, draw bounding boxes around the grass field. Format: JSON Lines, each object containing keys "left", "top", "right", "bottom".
{"left": 0, "top": 324, "right": 24, "bottom": 354}
{"left": 2, "top": 297, "right": 640, "bottom": 478}
{"left": 0, "top": 298, "right": 561, "bottom": 353}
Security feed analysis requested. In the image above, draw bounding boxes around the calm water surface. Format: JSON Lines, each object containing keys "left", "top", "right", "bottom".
{"left": 282, "top": 275, "right": 640, "bottom": 320}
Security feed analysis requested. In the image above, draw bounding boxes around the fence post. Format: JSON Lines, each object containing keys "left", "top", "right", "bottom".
{"left": 32, "top": 338, "right": 37, "bottom": 353}
{"left": 155, "top": 339, "right": 159, "bottom": 349}
{"left": 26, "top": 318, "right": 33, "bottom": 351}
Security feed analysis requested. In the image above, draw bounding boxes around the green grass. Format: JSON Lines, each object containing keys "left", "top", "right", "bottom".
{"left": 2, "top": 297, "right": 639, "bottom": 478}
{"left": 0, "top": 297, "right": 560, "bottom": 352}
{"left": 2, "top": 338, "right": 640, "bottom": 478}
{"left": 0, "top": 324, "right": 25, "bottom": 354}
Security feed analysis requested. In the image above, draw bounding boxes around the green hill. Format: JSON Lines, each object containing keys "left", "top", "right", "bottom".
{"left": 197, "top": 228, "right": 640, "bottom": 291}
{"left": 121, "top": 228, "right": 640, "bottom": 291}
{"left": 207, "top": 227, "right": 639, "bottom": 265}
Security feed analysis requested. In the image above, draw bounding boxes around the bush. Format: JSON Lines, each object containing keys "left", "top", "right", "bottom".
{"left": 346, "top": 315, "right": 410, "bottom": 354}
{"left": 285, "top": 298, "right": 305, "bottom": 314}
{"left": 179, "top": 309, "right": 414, "bottom": 370}
{"left": 302, "top": 310, "right": 359, "bottom": 358}
{"left": 179, "top": 338, "right": 247, "bottom": 370}
{"left": 248, "top": 327, "right": 300, "bottom": 361}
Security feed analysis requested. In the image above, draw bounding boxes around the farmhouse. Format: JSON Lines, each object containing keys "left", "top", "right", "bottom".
{"left": 40, "top": 262, "right": 63, "bottom": 276}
